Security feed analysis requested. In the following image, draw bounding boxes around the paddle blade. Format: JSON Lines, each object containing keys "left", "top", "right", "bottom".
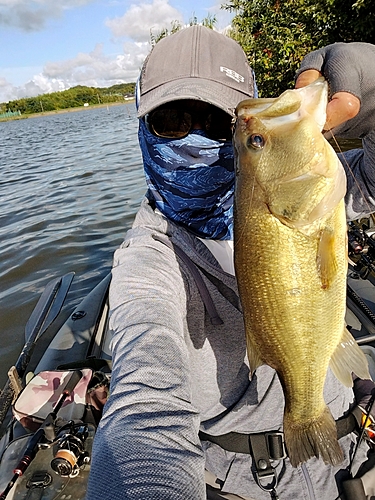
{"left": 25, "top": 272, "right": 74, "bottom": 343}
{"left": 0, "top": 272, "right": 75, "bottom": 429}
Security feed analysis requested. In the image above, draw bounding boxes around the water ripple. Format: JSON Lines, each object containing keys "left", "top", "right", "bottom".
{"left": 0, "top": 103, "right": 145, "bottom": 384}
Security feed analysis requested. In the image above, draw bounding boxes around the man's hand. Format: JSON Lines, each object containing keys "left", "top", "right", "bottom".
{"left": 295, "top": 68, "right": 360, "bottom": 133}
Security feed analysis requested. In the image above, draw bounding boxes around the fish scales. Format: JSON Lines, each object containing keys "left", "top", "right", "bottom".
{"left": 233, "top": 78, "right": 371, "bottom": 467}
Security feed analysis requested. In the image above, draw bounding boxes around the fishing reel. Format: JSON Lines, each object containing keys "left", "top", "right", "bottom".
{"left": 51, "top": 421, "right": 90, "bottom": 477}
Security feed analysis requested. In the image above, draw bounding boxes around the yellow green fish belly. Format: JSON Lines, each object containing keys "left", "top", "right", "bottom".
{"left": 233, "top": 78, "right": 370, "bottom": 467}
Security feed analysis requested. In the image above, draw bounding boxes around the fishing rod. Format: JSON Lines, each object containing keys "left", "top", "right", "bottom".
{"left": 0, "top": 370, "right": 83, "bottom": 500}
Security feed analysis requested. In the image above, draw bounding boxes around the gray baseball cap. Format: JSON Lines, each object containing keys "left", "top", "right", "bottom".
{"left": 137, "top": 25, "right": 255, "bottom": 118}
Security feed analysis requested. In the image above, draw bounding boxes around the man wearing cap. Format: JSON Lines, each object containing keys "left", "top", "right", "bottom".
{"left": 86, "top": 26, "right": 367, "bottom": 500}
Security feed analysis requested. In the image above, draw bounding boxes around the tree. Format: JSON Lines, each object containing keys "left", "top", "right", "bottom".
{"left": 150, "top": 20, "right": 183, "bottom": 46}
{"left": 150, "top": 15, "right": 217, "bottom": 46}
{"left": 223, "top": 0, "right": 375, "bottom": 97}
{"left": 316, "top": 0, "right": 375, "bottom": 43}
{"left": 4, "top": 83, "right": 136, "bottom": 115}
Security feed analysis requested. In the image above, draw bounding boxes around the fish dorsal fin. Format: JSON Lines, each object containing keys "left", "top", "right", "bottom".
{"left": 330, "top": 327, "right": 371, "bottom": 386}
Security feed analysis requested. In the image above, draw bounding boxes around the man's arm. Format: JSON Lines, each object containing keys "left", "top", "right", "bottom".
{"left": 87, "top": 237, "right": 206, "bottom": 500}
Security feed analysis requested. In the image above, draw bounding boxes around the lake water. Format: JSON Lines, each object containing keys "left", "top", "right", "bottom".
{"left": 0, "top": 103, "right": 145, "bottom": 386}
{"left": 0, "top": 104, "right": 363, "bottom": 388}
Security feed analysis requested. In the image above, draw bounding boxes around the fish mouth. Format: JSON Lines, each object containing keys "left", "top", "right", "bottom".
{"left": 235, "top": 78, "right": 328, "bottom": 132}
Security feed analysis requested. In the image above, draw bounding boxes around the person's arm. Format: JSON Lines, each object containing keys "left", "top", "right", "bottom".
{"left": 295, "top": 44, "right": 375, "bottom": 221}
{"left": 86, "top": 235, "right": 206, "bottom": 500}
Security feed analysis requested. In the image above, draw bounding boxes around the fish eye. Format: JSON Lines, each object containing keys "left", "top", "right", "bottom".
{"left": 248, "top": 134, "right": 264, "bottom": 149}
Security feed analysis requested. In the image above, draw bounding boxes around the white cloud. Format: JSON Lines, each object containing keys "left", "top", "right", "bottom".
{"left": 0, "top": 0, "right": 234, "bottom": 103}
{"left": 0, "top": 0, "right": 95, "bottom": 31}
{"left": 0, "top": 75, "right": 65, "bottom": 103}
{"left": 106, "top": 0, "right": 183, "bottom": 42}
{"left": 0, "top": 77, "right": 17, "bottom": 101}
{"left": 42, "top": 43, "right": 148, "bottom": 84}
{"left": 0, "top": 41, "right": 149, "bottom": 102}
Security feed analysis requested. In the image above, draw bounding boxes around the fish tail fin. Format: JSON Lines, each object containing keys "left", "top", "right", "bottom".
{"left": 330, "top": 327, "right": 371, "bottom": 386}
{"left": 284, "top": 405, "right": 344, "bottom": 467}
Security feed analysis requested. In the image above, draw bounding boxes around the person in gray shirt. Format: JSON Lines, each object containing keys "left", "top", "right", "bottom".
{"left": 296, "top": 42, "right": 375, "bottom": 221}
{"left": 87, "top": 28, "right": 373, "bottom": 500}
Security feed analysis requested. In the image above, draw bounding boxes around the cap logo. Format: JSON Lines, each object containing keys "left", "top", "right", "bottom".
{"left": 220, "top": 66, "right": 245, "bottom": 84}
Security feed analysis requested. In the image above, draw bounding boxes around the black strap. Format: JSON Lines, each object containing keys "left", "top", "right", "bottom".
{"left": 199, "top": 430, "right": 286, "bottom": 460}
{"left": 249, "top": 433, "right": 279, "bottom": 494}
{"left": 152, "top": 234, "right": 223, "bottom": 325}
{"left": 200, "top": 430, "right": 250, "bottom": 454}
{"left": 200, "top": 430, "right": 284, "bottom": 499}
{"left": 200, "top": 415, "right": 358, "bottom": 499}
{"left": 199, "top": 413, "right": 356, "bottom": 458}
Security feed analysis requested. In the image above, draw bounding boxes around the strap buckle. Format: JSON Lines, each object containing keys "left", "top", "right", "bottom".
{"left": 265, "top": 431, "right": 287, "bottom": 460}
{"left": 248, "top": 432, "right": 286, "bottom": 496}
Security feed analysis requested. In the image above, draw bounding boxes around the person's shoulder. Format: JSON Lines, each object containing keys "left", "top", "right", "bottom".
{"left": 345, "top": 42, "right": 375, "bottom": 52}
{"left": 324, "top": 41, "right": 375, "bottom": 58}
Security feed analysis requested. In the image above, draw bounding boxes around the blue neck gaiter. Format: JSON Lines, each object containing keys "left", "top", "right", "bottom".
{"left": 138, "top": 119, "right": 234, "bottom": 240}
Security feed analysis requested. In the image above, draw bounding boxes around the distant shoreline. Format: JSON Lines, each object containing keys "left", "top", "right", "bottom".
{"left": 0, "top": 100, "right": 135, "bottom": 122}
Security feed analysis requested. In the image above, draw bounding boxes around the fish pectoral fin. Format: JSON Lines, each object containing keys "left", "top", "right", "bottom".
{"left": 330, "top": 327, "right": 371, "bottom": 386}
{"left": 246, "top": 335, "right": 264, "bottom": 377}
{"left": 317, "top": 227, "right": 339, "bottom": 289}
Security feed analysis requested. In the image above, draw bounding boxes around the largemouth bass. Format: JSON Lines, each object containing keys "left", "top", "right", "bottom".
{"left": 233, "top": 78, "right": 370, "bottom": 467}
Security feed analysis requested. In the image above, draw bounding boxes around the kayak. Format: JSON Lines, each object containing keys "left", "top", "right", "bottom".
{"left": 0, "top": 273, "right": 112, "bottom": 500}
{"left": 1, "top": 218, "right": 375, "bottom": 499}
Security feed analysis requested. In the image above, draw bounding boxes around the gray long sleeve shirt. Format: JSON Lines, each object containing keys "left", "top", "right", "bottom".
{"left": 296, "top": 42, "right": 375, "bottom": 220}
{"left": 87, "top": 196, "right": 365, "bottom": 500}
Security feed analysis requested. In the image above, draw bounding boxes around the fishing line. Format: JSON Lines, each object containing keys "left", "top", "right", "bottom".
{"left": 329, "top": 132, "right": 373, "bottom": 218}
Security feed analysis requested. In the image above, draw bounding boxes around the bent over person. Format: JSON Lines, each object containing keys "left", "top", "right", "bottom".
{"left": 87, "top": 27, "right": 373, "bottom": 500}
{"left": 296, "top": 42, "right": 375, "bottom": 221}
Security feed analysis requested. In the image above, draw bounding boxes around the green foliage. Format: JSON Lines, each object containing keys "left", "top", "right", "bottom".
{"left": 223, "top": 0, "right": 375, "bottom": 97}
{"left": 150, "top": 20, "right": 183, "bottom": 46}
{"left": 201, "top": 13, "right": 217, "bottom": 29}
{"left": 329, "top": 0, "right": 375, "bottom": 41}
{"left": 4, "top": 83, "right": 135, "bottom": 115}
{"left": 150, "top": 15, "right": 217, "bottom": 46}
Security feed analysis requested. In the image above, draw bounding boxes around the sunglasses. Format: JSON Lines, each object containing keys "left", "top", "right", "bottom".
{"left": 145, "top": 101, "right": 234, "bottom": 141}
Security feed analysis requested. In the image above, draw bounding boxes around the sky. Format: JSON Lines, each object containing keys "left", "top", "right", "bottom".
{"left": 0, "top": 0, "right": 234, "bottom": 103}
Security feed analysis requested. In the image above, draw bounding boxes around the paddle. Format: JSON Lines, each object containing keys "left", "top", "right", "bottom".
{"left": 0, "top": 272, "right": 75, "bottom": 427}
